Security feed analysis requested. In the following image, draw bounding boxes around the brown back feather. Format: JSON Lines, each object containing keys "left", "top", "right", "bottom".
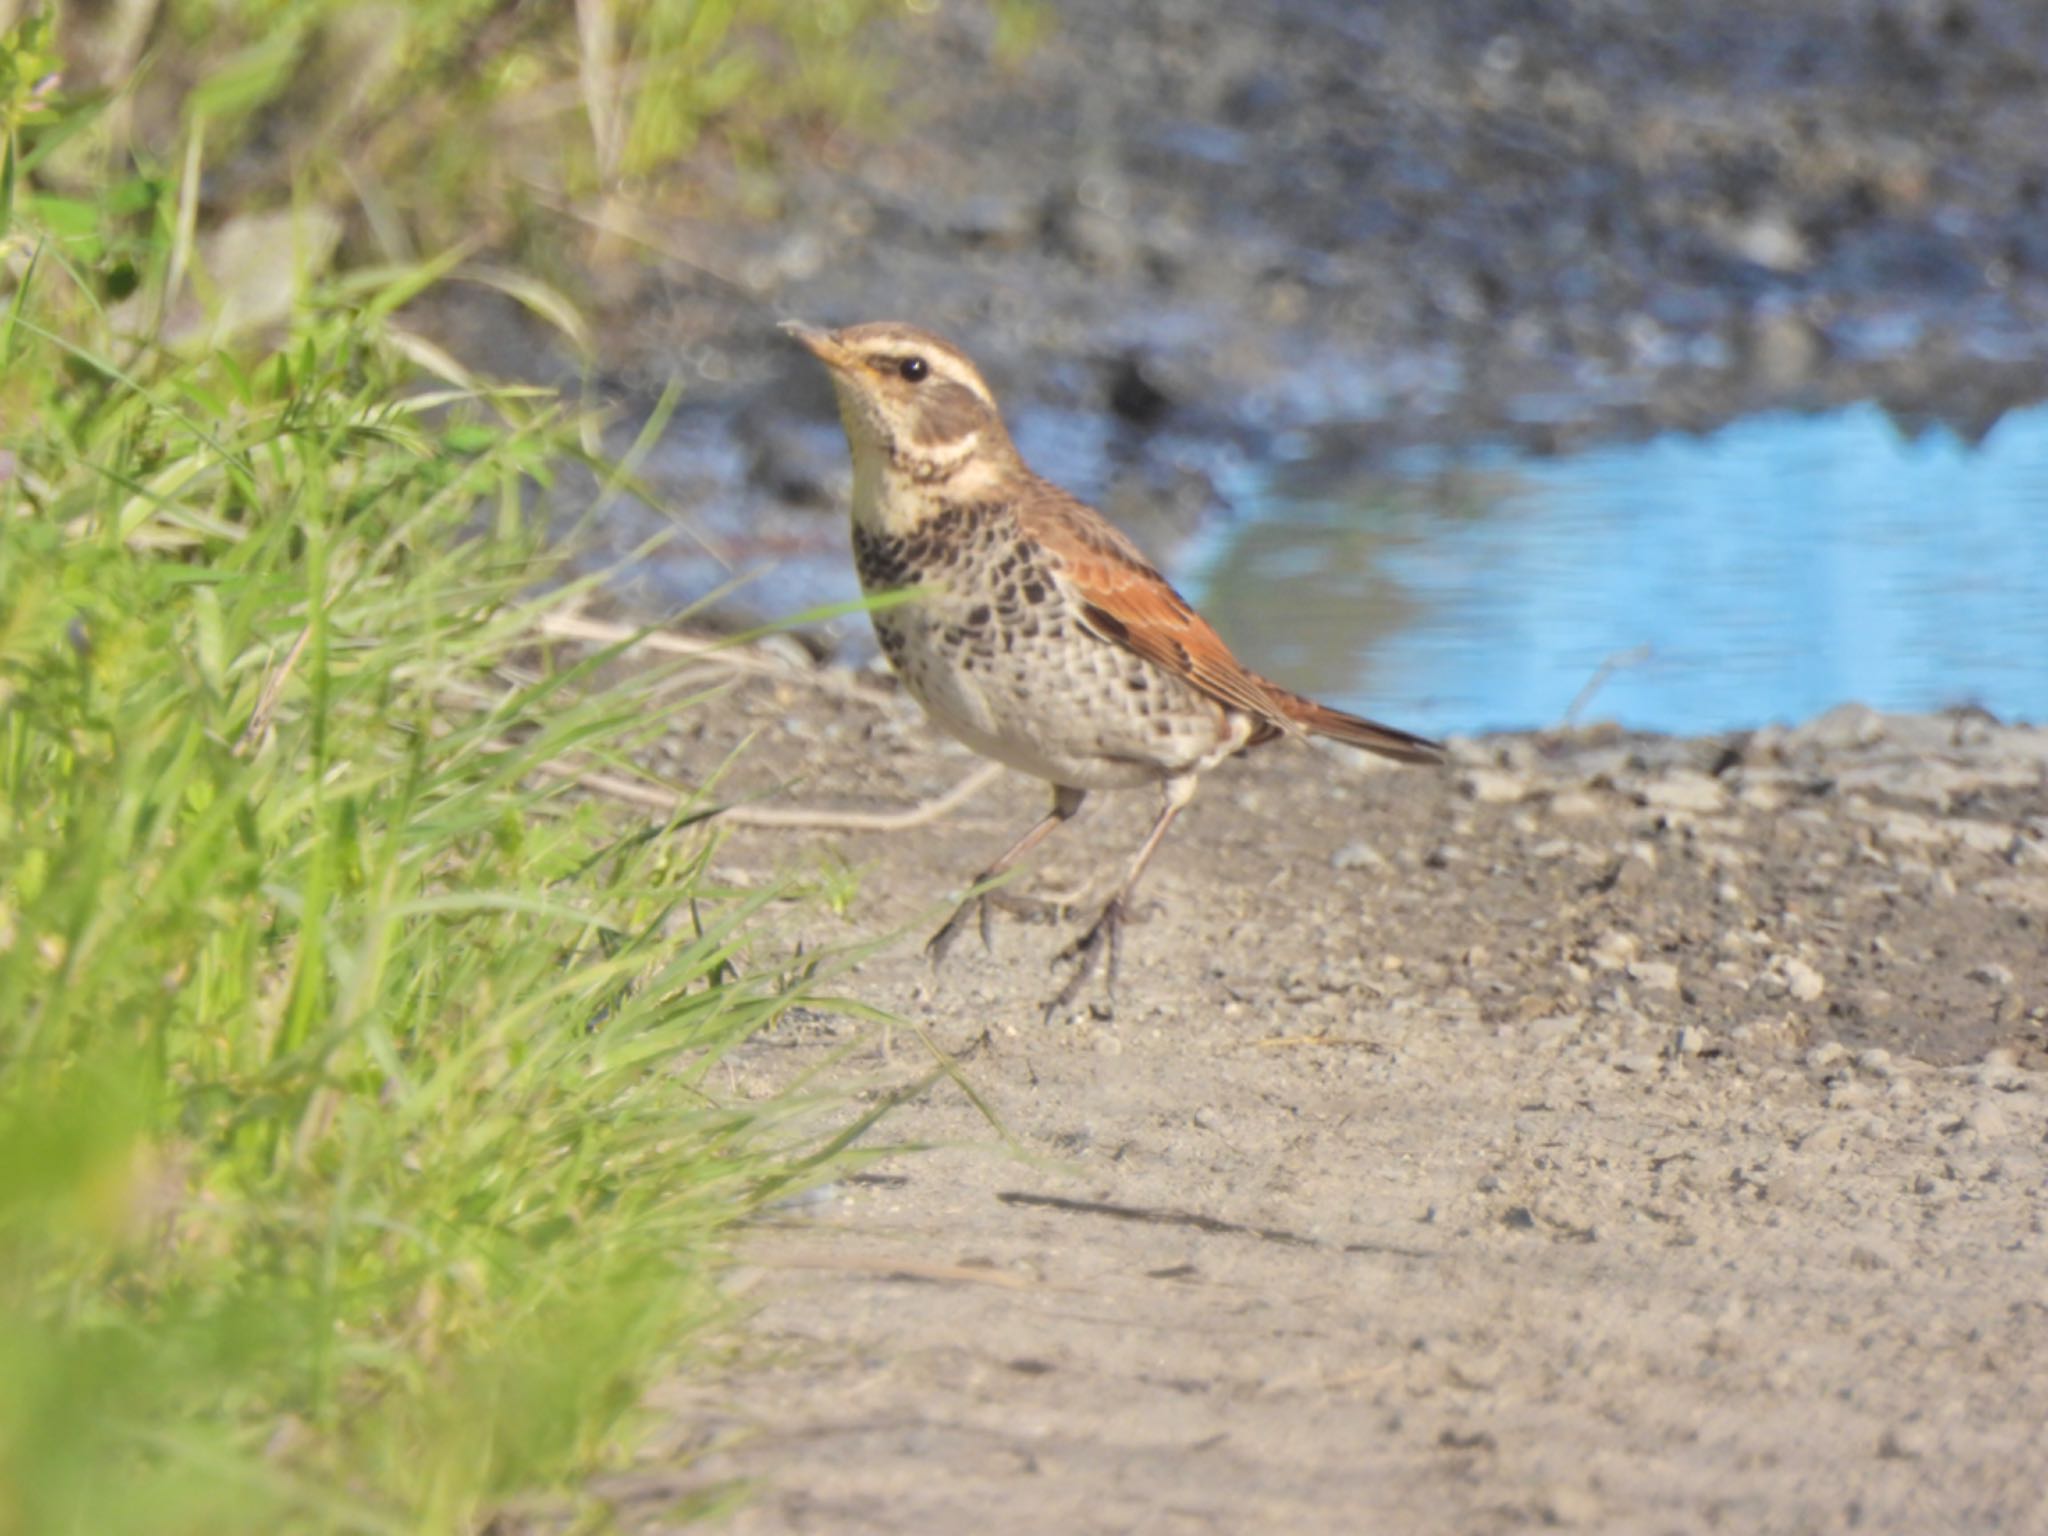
{"left": 1015, "top": 478, "right": 1444, "bottom": 765}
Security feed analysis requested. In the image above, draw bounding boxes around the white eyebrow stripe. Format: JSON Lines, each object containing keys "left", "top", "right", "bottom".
{"left": 858, "top": 343, "right": 995, "bottom": 409}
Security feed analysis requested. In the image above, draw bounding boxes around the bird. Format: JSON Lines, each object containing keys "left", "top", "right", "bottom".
{"left": 784, "top": 319, "right": 1443, "bottom": 1018}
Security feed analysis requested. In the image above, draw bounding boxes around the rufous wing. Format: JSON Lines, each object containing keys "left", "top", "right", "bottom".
{"left": 1021, "top": 479, "right": 1445, "bottom": 766}
{"left": 1019, "top": 483, "right": 1302, "bottom": 727}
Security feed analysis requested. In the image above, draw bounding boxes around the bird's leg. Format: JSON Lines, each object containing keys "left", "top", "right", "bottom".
{"left": 927, "top": 784, "right": 1086, "bottom": 965}
{"left": 1046, "top": 774, "right": 1198, "bottom": 1020}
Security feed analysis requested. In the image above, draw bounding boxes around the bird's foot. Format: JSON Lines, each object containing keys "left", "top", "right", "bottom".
{"left": 1044, "top": 899, "right": 1124, "bottom": 1022}
{"left": 924, "top": 892, "right": 991, "bottom": 967}
{"left": 927, "top": 889, "right": 1070, "bottom": 966}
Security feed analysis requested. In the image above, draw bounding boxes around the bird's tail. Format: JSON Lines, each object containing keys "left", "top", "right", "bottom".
{"left": 1273, "top": 690, "right": 1445, "bottom": 765}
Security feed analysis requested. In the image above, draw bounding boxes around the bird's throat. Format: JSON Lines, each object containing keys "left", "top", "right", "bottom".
{"left": 846, "top": 432, "right": 1008, "bottom": 538}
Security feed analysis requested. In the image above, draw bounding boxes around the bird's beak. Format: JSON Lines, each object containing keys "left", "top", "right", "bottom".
{"left": 781, "top": 319, "right": 853, "bottom": 371}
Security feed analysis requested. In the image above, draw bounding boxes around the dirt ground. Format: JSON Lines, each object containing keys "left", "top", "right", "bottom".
{"left": 572, "top": 659, "right": 2047, "bottom": 1534}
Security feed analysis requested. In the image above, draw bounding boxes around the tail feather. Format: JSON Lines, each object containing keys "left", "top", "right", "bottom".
{"left": 1273, "top": 691, "right": 1445, "bottom": 765}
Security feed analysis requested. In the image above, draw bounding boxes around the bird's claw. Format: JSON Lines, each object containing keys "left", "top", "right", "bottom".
{"left": 924, "top": 894, "right": 986, "bottom": 967}
{"left": 1044, "top": 900, "right": 1123, "bottom": 1022}
{"left": 929, "top": 888, "right": 1074, "bottom": 966}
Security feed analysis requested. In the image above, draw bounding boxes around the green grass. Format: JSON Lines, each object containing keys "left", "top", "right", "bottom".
{"left": 41, "top": 0, "right": 1046, "bottom": 266}
{"left": 0, "top": 23, "right": 899, "bottom": 1533}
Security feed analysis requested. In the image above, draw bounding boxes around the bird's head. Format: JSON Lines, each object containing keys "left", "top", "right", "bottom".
{"left": 782, "top": 320, "right": 1016, "bottom": 493}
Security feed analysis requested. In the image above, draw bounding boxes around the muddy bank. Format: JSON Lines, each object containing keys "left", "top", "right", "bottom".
{"left": 610, "top": 0, "right": 2048, "bottom": 434}
{"left": 542, "top": 659, "right": 2047, "bottom": 1533}
{"left": 432, "top": 0, "right": 2048, "bottom": 624}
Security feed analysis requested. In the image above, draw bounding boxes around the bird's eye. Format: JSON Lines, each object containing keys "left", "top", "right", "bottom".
{"left": 897, "top": 356, "right": 929, "bottom": 383}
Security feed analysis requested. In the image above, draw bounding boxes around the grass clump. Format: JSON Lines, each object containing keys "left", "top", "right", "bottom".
{"left": 1, "top": 26, "right": 867, "bottom": 1533}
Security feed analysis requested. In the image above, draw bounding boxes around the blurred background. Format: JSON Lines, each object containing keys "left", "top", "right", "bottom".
{"left": 27, "top": 0, "right": 2048, "bottom": 737}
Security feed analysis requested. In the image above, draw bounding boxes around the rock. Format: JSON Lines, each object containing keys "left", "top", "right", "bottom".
{"left": 1330, "top": 840, "right": 1387, "bottom": 871}
{"left": 1972, "top": 1049, "right": 2026, "bottom": 1090}
{"left": 1603, "top": 847, "right": 1659, "bottom": 895}
{"left": 1952, "top": 820, "right": 2021, "bottom": 856}
{"left": 1732, "top": 1017, "right": 1799, "bottom": 1054}
{"left": 1462, "top": 768, "right": 1533, "bottom": 804}
{"left": 1529, "top": 1014, "right": 1583, "bottom": 1046}
{"left": 1873, "top": 809, "right": 1944, "bottom": 848}
{"left": 1735, "top": 779, "right": 1792, "bottom": 812}
{"left": 1546, "top": 789, "right": 1604, "bottom": 818}
{"left": 1748, "top": 306, "right": 1823, "bottom": 385}
{"left": 1833, "top": 757, "right": 1975, "bottom": 809}
{"left": 1789, "top": 703, "right": 1887, "bottom": 752}
{"left": 1589, "top": 931, "right": 1640, "bottom": 971}
{"left": 1641, "top": 770, "right": 1731, "bottom": 815}
{"left": 1675, "top": 1024, "right": 1713, "bottom": 1056}
{"left": 1827, "top": 1079, "right": 1875, "bottom": 1110}
{"left": 1969, "top": 962, "right": 2015, "bottom": 988}
{"left": 1628, "top": 959, "right": 1681, "bottom": 993}
{"left": 1775, "top": 957, "right": 1827, "bottom": 1003}
{"left": 1975, "top": 876, "right": 2048, "bottom": 912}
{"left": 1963, "top": 1102, "right": 2010, "bottom": 1142}
{"left": 1725, "top": 209, "right": 1811, "bottom": 272}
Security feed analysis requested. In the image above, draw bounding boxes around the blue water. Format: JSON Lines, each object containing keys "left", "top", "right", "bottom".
{"left": 1183, "top": 401, "right": 2048, "bottom": 737}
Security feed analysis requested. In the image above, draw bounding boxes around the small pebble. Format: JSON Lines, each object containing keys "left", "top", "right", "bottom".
{"left": 1547, "top": 789, "right": 1603, "bottom": 819}
{"left": 1590, "top": 931, "right": 1640, "bottom": 971}
{"left": 1781, "top": 957, "right": 1827, "bottom": 1002}
{"left": 1330, "top": 840, "right": 1387, "bottom": 871}
{"left": 1806, "top": 1041, "right": 1848, "bottom": 1071}
{"left": 1462, "top": 768, "right": 1532, "bottom": 804}
{"left": 1628, "top": 959, "right": 1681, "bottom": 993}
{"left": 1642, "top": 770, "right": 1730, "bottom": 815}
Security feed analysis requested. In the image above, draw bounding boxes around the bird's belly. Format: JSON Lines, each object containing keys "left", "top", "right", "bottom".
{"left": 873, "top": 604, "right": 1235, "bottom": 790}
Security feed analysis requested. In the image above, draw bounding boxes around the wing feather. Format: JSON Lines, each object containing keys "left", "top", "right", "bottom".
{"left": 1014, "top": 477, "right": 1445, "bottom": 765}
{"left": 1016, "top": 481, "right": 1302, "bottom": 729}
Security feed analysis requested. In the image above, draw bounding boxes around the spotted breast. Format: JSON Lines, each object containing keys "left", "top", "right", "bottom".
{"left": 852, "top": 501, "right": 1249, "bottom": 791}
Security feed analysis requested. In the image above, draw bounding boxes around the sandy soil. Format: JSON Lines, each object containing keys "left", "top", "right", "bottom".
{"left": 572, "top": 663, "right": 2047, "bottom": 1534}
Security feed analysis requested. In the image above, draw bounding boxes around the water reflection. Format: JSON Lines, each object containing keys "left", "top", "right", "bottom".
{"left": 1186, "top": 402, "right": 2048, "bottom": 736}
